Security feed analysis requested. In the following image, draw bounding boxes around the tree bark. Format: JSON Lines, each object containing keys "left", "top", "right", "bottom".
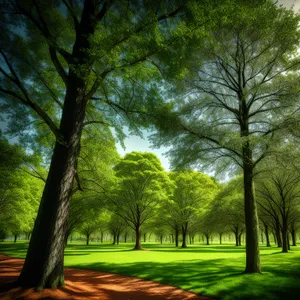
{"left": 18, "top": 2, "right": 98, "bottom": 288}
{"left": 86, "top": 234, "right": 90, "bottom": 246}
{"left": 14, "top": 234, "right": 17, "bottom": 243}
{"left": 219, "top": 233, "right": 223, "bottom": 245}
{"left": 242, "top": 145, "right": 261, "bottom": 273}
{"left": 134, "top": 224, "right": 142, "bottom": 250}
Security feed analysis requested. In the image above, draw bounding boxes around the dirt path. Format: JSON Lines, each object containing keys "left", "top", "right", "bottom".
{"left": 0, "top": 255, "right": 212, "bottom": 300}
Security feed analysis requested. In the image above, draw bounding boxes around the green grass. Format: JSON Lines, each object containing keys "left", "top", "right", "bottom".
{"left": 1, "top": 241, "right": 300, "bottom": 300}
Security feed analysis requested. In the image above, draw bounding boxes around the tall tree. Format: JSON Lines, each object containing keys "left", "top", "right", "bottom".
{"left": 168, "top": 170, "right": 217, "bottom": 248}
{"left": 109, "top": 152, "right": 172, "bottom": 250}
{"left": 0, "top": 0, "right": 193, "bottom": 289}
{"left": 257, "top": 168, "right": 300, "bottom": 253}
{"left": 151, "top": 1, "right": 300, "bottom": 272}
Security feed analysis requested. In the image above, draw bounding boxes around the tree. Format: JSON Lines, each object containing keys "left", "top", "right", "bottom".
{"left": 209, "top": 177, "right": 245, "bottom": 246}
{"left": 151, "top": 1, "right": 300, "bottom": 272}
{"left": 109, "top": 152, "right": 171, "bottom": 250}
{"left": 0, "top": 0, "right": 192, "bottom": 288}
{"left": 168, "top": 170, "right": 218, "bottom": 248}
{"left": 257, "top": 168, "right": 300, "bottom": 252}
{"left": 108, "top": 214, "right": 126, "bottom": 245}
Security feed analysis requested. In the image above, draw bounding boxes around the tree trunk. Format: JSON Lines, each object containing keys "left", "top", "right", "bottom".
{"left": 264, "top": 224, "right": 271, "bottom": 247}
{"left": 282, "top": 222, "right": 288, "bottom": 253}
{"left": 86, "top": 234, "right": 90, "bottom": 246}
{"left": 275, "top": 222, "right": 282, "bottom": 247}
{"left": 100, "top": 232, "right": 104, "bottom": 243}
{"left": 243, "top": 148, "right": 261, "bottom": 273}
{"left": 291, "top": 229, "right": 296, "bottom": 246}
{"left": 112, "top": 232, "right": 116, "bottom": 245}
{"left": 175, "top": 228, "right": 179, "bottom": 247}
{"left": 219, "top": 233, "right": 223, "bottom": 245}
{"left": 18, "top": 1, "right": 98, "bottom": 289}
{"left": 134, "top": 224, "right": 142, "bottom": 250}
{"left": 234, "top": 228, "right": 239, "bottom": 246}
{"left": 124, "top": 233, "right": 127, "bottom": 243}
{"left": 238, "top": 233, "right": 242, "bottom": 246}
{"left": 205, "top": 234, "right": 210, "bottom": 245}
{"left": 181, "top": 223, "right": 188, "bottom": 248}
{"left": 14, "top": 234, "right": 17, "bottom": 243}
{"left": 117, "top": 233, "right": 120, "bottom": 245}
{"left": 160, "top": 235, "right": 163, "bottom": 244}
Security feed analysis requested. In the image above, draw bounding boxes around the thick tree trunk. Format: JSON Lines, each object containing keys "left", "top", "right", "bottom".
{"left": 14, "top": 235, "right": 17, "bottom": 243}
{"left": 112, "top": 232, "right": 116, "bottom": 245}
{"left": 181, "top": 223, "right": 188, "bottom": 248}
{"left": 134, "top": 224, "right": 142, "bottom": 250}
{"left": 86, "top": 234, "right": 90, "bottom": 246}
{"left": 219, "top": 233, "right": 223, "bottom": 245}
{"left": 100, "top": 232, "right": 104, "bottom": 243}
{"left": 18, "top": 1, "right": 98, "bottom": 289}
{"left": 160, "top": 235, "right": 163, "bottom": 244}
{"left": 243, "top": 149, "right": 261, "bottom": 273}
{"left": 117, "top": 233, "right": 120, "bottom": 245}
{"left": 143, "top": 233, "right": 147, "bottom": 243}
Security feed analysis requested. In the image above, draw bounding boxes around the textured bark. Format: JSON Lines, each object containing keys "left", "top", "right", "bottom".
{"left": 18, "top": 1, "right": 98, "bottom": 289}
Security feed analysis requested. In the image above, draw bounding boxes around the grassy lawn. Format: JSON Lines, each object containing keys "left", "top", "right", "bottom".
{"left": 1, "top": 241, "right": 300, "bottom": 300}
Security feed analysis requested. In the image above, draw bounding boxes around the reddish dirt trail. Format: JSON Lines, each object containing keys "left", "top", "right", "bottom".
{"left": 0, "top": 255, "right": 212, "bottom": 300}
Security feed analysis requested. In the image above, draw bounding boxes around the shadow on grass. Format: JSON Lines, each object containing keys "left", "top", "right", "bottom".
{"left": 70, "top": 255, "right": 300, "bottom": 300}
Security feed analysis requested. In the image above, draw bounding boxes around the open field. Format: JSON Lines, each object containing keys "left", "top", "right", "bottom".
{"left": 1, "top": 241, "right": 300, "bottom": 300}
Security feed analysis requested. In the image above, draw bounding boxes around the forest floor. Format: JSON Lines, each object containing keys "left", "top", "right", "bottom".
{"left": 0, "top": 254, "right": 212, "bottom": 300}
